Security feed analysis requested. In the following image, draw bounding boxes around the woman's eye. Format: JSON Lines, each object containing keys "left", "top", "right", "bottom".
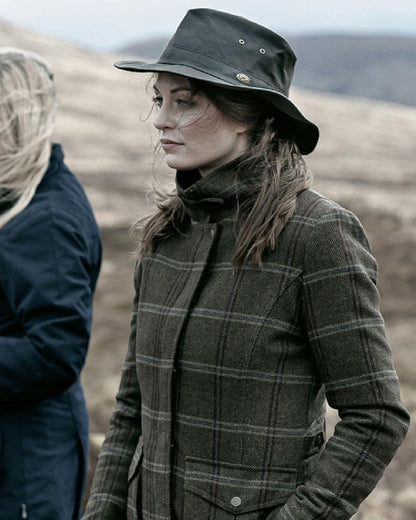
{"left": 175, "top": 98, "right": 192, "bottom": 107}
{"left": 152, "top": 96, "right": 163, "bottom": 108}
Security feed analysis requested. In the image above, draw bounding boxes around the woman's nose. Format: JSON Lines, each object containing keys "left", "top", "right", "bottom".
{"left": 153, "top": 106, "right": 175, "bottom": 131}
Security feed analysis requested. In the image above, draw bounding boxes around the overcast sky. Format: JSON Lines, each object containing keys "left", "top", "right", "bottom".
{"left": 2, "top": 0, "right": 416, "bottom": 50}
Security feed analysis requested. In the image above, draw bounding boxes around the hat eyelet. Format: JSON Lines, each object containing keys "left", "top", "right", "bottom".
{"left": 238, "top": 39, "right": 245, "bottom": 45}
{"left": 259, "top": 48, "right": 266, "bottom": 54}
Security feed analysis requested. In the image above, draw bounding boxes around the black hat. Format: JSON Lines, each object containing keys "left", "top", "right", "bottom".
{"left": 115, "top": 8, "right": 319, "bottom": 155}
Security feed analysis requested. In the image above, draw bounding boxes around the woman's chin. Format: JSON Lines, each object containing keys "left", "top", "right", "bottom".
{"left": 165, "top": 158, "right": 197, "bottom": 171}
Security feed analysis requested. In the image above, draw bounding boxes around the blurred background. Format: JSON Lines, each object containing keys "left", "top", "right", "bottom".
{"left": 1, "top": 1, "right": 415, "bottom": 518}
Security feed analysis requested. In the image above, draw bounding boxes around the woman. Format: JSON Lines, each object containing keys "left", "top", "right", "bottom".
{"left": 84, "top": 9, "right": 409, "bottom": 520}
{"left": 0, "top": 48, "right": 102, "bottom": 519}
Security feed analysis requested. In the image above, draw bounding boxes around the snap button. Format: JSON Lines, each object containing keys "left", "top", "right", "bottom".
{"left": 210, "top": 228, "right": 215, "bottom": 237}
{"left": 314, "top": 432, "right": 325, "bottom": 448}
{"left": 236, "top": 73, "right": 251, "bottom": 84}
{"left": 259, "top": 48, "right": 266, "bottom": 54}
{"left": 231, "top": 496, "right": 242, "bottom": 507}
{"left": 238, "top": 39, "right": 245, "bottom": 45}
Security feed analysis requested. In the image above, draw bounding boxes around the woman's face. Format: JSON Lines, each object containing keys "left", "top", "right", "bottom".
{"left": 153, "top": 73, "right": 249, "bottom": 176}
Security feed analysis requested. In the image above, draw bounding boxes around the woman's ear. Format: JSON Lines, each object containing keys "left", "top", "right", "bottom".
{"left": 235, "top": 123, "right": 249, "bottom": 135}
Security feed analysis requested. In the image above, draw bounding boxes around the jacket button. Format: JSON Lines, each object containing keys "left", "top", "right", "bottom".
{"left": 231, "top": 496, "right": 242, "bottom": 507}
{"left": 315, "top": 432, "right": 325, "bottom": 448}
{"left": 210, "top": 228, "right": 215, "bottom": 237}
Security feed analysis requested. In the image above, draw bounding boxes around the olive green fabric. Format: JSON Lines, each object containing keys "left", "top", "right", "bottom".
{"left": 84, "top": 163, "right": 409, "bottom": 520}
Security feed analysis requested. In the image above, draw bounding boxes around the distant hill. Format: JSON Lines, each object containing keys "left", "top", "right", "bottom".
{"left": 120, "top": 36, "right": 168, "bottom": 62}
{"left": 118, "top": 34, "right": 416, "bottom": 107}
{"left": 291, "top": 35, "right": 416, "bottom": 107}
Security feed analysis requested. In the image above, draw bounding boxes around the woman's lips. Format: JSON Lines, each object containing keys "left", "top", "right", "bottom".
{"left": 160, "top": 139, "right": 183, "bottom": 151}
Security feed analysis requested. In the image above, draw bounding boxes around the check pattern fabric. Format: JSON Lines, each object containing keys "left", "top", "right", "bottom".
{"left": 84, "top": 162, "right": 409, "bottom": 520}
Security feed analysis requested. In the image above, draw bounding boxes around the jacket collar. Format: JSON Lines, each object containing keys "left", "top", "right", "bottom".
{"left": 45, "top": 143, "right": 64, "bottom": 177}
{"left": 176, "top": 156, "right": 255, "bottom": 222}
{"left": 0, "top": 143, "right": 63, "bottom": 215}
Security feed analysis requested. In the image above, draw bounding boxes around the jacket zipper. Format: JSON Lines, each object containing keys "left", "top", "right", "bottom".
{"left": 21, "top": 504, "right": 28, "bottom": 519}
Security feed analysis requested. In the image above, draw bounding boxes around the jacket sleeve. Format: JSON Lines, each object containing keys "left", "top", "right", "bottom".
{"left": 83, "top": 262, "right": 142, "bottom": 520}
{"left": 272, "top": 208, "right": 410, "bottom": 520}
{"left": 0, "top": 208, "right": 101, "bottom": 403}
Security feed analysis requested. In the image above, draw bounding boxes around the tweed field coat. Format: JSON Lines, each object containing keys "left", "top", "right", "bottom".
{"left": 84, "top": 161, "right": 409, "bottom": 520}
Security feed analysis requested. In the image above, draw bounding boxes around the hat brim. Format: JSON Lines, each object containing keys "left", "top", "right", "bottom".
{"left": 114, "top": 60, "right": 319, "bottom": 155}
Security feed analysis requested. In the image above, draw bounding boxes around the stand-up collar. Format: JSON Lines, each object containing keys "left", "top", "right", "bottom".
{"left": 46, "top": 143, "right": 64, "bottom": 175}
{"left": 0, "top": 143, "right": 63, "bottom": 215}
{"left": 176, "top": 157, "right": 255, "bottom": 222}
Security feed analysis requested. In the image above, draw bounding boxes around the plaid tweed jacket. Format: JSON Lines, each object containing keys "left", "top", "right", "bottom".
{"left": 84, "top": 162, "right": 409, "bottom": 520}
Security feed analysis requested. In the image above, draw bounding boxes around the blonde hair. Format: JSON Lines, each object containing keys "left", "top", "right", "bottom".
{"left": 0, "top": 47, "right": 56, "bottom": 228}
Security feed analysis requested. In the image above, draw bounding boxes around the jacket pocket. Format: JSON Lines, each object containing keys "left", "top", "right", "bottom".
{"left": 183, "top": 457, "right": 297, "bottom": 520}
{"left": 127, "top": 438, "right": 143, "bottom": 520}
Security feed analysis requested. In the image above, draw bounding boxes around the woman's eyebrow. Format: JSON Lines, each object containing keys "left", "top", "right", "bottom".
{"left": 170, "top": 87, "right": 192, "bottom": 94}
{"left": 153, "top": 85, "right": 192, "bottom": 94}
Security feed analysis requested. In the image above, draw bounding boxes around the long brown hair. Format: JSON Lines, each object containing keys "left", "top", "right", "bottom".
{"left": 138, "top": 78, "right": 312, "bottom": 267}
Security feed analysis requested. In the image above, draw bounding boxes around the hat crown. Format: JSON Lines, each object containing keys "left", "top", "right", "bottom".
{"left": 159, "top": 8, "right": 296, "bottom": 97}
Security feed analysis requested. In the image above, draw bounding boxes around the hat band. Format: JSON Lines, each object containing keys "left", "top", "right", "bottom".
{"left": 157, "top": 45, "right": 289, "bottom": 96}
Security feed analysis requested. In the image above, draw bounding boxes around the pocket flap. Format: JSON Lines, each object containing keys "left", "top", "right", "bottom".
{"left": 184, "top": 457, "right": 297, "bottom": 514}
{"left": 128, "top": 437, "right": 143, "bottom": 483}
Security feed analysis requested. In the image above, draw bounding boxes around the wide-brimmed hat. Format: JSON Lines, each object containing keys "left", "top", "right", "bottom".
{"left": 115, "top": 8, "right": 319, "bottom": 155}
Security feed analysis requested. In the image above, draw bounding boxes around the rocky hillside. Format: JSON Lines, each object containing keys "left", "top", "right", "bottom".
{"left": 1, "top": 19, "right": 416, "bottom": 519}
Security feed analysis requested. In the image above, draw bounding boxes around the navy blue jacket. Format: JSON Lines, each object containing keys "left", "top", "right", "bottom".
{"left": 0, "top": 144, "right": 102, "bottom": 520}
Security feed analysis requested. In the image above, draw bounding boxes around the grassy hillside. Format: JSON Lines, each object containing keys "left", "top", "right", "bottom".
{"left": 1, "top": 19, "right": 416, "bottom": 519}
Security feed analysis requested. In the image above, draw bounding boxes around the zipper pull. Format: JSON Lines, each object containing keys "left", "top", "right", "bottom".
{"left": 21, "top": 504, "right": 28, "bottom": 519}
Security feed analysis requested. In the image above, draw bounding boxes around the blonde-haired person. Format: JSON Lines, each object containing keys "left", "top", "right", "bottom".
{"left": 84, "top": 9, "right": 409, "bottom": 520}
{"left": 0, "top": 48, "right": 101, "bottom": 519}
